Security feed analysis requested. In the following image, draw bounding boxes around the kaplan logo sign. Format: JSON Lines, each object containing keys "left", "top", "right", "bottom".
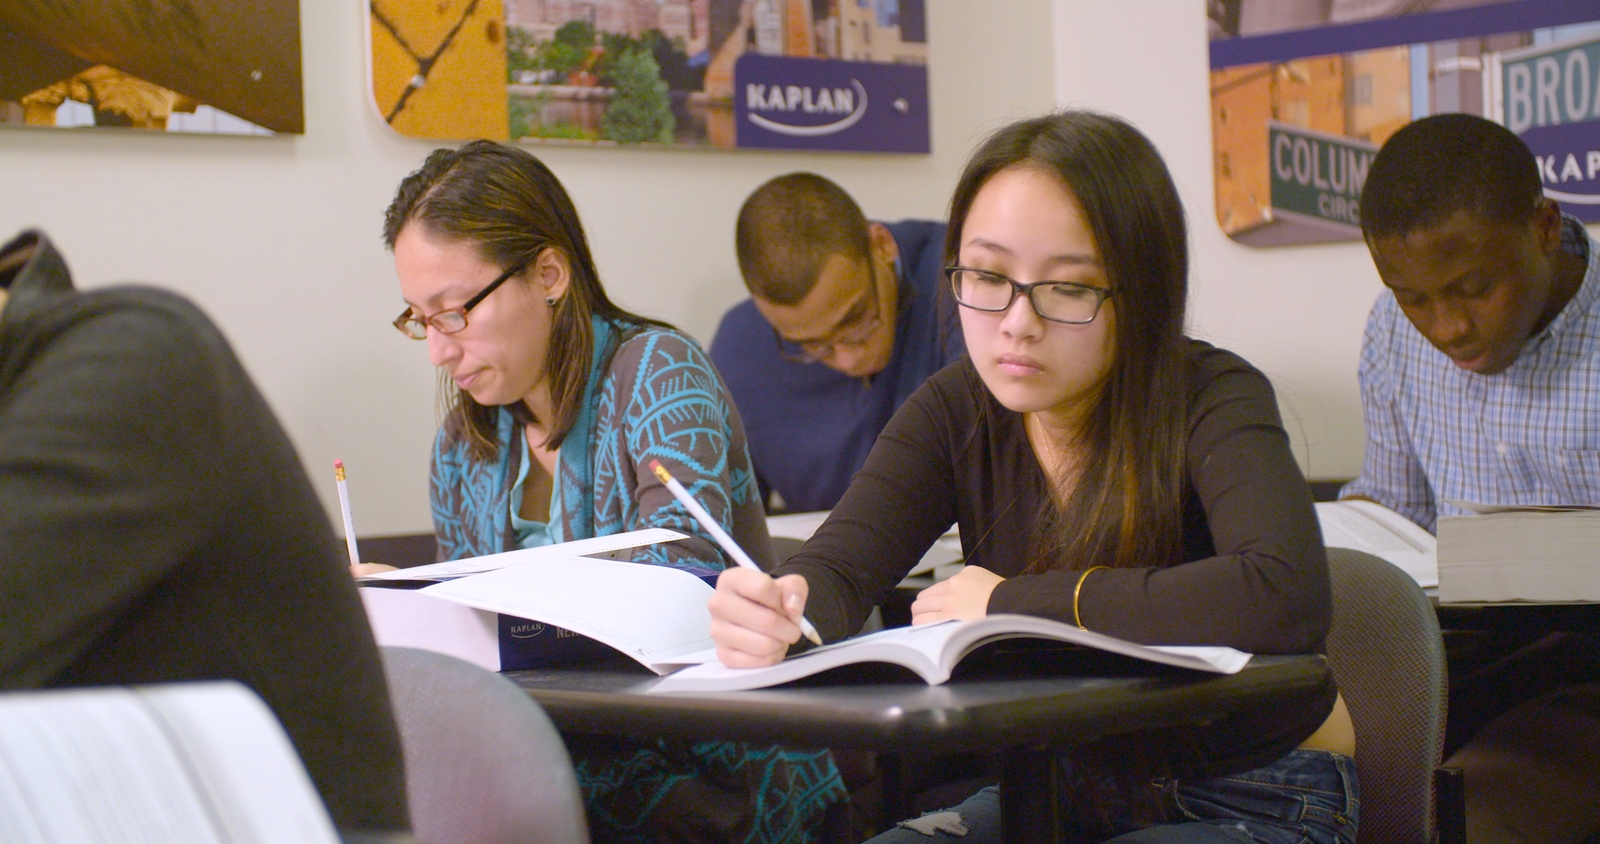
{"left": 744, "top": 79, "right": 868, "bottom": 136}
{"left": 506, "top": 621, "right": 546, "bottom": 639}
{"left": 733, "top": 55, "right": 928, "bottom": 153}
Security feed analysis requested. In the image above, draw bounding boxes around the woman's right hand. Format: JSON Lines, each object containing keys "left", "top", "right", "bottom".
{"left": 708, "top": 567, "right": 810, "bottom": 668}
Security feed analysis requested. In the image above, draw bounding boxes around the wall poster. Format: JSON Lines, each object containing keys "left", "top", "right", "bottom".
{"left": 369, "top": 0, "right": 930, "bottom": 153}
{"left": 1209, "top": 0, "right": 1600, "bottom": 247}
{"left": 0, "top": 0, "right": 304, "bottom": 135}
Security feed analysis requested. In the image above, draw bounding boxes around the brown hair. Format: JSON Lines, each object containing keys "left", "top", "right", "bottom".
{"left": 734, "top": 172, "right": 873, "bottom": 305}
{"left": 945, "top": 111, "right": 1190, "bottom": 573}
{"left": 383, "top": 140, "right": 668, "bottom": 460}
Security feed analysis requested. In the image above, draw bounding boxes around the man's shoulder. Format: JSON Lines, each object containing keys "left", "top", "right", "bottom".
{"left": 882, "top": 219, "right": 947, "bottom": 260}
{"left": 708, "top": 300, "right": 792, "bottom": 381}
{"left": 1357, "top": 289, "right": 1420, "bottom": 371}
{"left": 709, "top": 298, "right": 768, "bottom": 350}
{"left": 882, "top": 218, "right": 947, "bottom": 238}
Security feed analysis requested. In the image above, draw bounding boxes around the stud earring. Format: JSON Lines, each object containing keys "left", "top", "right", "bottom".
{"left": 546, "top": 296, "right": 556, "bottom": 306}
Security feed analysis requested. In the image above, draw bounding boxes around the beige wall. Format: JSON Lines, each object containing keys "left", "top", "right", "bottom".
{"left": 0, "top": 0, "right": 1057, "bottom": 537}
{"left": 1054, "top": 0, "right": 1379, "bottom": 482}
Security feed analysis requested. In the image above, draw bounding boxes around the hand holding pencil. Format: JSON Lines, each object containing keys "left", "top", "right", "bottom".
{"left": 649, "top": 460, "right": 824, "bottom": 649}
{"left": 335, "top": 459, "right": 397, "bottom": 576}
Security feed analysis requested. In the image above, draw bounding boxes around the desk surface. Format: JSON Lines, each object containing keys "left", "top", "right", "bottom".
{"left": 509, "top": 651, "right": 1332, "bottom": 769}
{"left": 512, "top": 650, "right": 1332, "bottom": 844}
{"left": 1434, "top": 601, "right": 1600, "bottom": 631}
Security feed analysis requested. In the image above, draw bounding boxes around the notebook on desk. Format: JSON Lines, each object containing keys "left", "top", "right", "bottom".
{"left": 649, "top": 614, "right": 1252, "bottom": 694}
{"left": 359, "top": 530, "right": 719, "bottom": 673}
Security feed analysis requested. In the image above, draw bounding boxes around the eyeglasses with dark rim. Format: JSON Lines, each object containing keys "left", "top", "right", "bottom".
{"left": 393, "top": 257, "right": 532, "bottom": 340}
{"left": 773, "top": 261, "right": 888, "bottom": 365}
{"left": 945, "top": 266, "right": 1117, "bottom": 325}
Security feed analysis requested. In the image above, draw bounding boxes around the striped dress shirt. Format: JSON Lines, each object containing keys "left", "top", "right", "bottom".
{"left": 1341, "top": 216, "right": 1600, "bottom": 532}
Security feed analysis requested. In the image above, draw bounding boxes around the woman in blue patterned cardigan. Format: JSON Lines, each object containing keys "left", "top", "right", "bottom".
{"left": 378, "top": 140, "right": 846, "bottom": 843}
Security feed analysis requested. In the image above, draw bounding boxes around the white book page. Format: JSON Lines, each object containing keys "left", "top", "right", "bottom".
{"left": 649, "top": 615, "right": 1250, "bottom": 694}
{"left": 767, "top": 512, "right": 961, "bottom": 577}
{"left": 651, "top": 622, "right": 956, "bottom": 693}
{"left": 945, "top": 616, "right": 1252, "bottom": 675}
{"left": 140, "top": 684, "right": 343, "bottom": 844}
{"left": 1443, "top": 498, "right": 1600, "bottom": 514}
{"left": 0, "top": 683, "right": 339, "bottom": 844}
{"left": 1316, "top": 500, "right": 1438, "bottom": 587}
{"left": 358, "top": 528, "right": 689, "bottom": 581}
{"left": 360, "top": 586, "right": 504, "bottom": 671}
{"left": 648, "top": 645, "right": 723, "bottom": 670}
{"left": 422, "top": 556, "right": 716, "bottom": 672}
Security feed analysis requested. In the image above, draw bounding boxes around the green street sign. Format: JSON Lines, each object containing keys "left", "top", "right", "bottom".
{"left": 1498, "top": 35, "right": 1600, "bottom": 134}
{"left": 1268, "top": 121, "right": 1378, "bottom": 235}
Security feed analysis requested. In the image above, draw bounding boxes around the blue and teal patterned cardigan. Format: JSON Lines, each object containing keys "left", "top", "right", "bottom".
{"left": 426, "top": 317, "right": 843, "bottom": 843}
{"left": 429, "top": 316, "right": 774, "bottom": 572}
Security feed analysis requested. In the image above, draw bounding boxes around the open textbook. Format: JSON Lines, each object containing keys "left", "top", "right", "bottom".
{"left": 649, "top": 613, "right": 1252, "bottom": 694}
{"left": 1315, "top": 500, "right": 1438, "bottom": 588}
{"left": 0, "top": 682, "right": 341, "bottom": 844}
{"left": 360, "top": 529, "right": 717, "bottom": 674}
{"left": 767, "top": 512, "right": 964, "bottom": 578}
{"left": 1436, "top": 499, "right": 1600, "bottom": 603}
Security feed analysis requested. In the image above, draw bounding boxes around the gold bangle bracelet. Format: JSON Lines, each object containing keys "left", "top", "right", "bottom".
{"left": 1073, "top": 566, "right": 1109, "bottom": 630}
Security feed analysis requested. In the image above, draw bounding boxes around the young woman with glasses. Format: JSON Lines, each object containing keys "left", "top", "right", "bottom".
{"left": 708, "top": 111, "right": 1358, "bottom": 843}
{"left": 376, "top": 140, "right": 847, "bottom": 843}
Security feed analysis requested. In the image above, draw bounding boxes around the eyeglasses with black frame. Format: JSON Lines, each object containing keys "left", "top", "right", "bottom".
{"left": 393, "top": 257, "right": 533, "bottom": 340}
{"left": 945, "top": 266, "right": 1117, "bottom": 325}
{"left": 773, "top": 309, "right": 884, "bottom": 364}
{"left": 772, "top": 261, "right": 887, "bottom": 365}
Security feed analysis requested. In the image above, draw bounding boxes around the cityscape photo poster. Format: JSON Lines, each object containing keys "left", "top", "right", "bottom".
{"left": 0, "top": 0, "right": 304, "bottom": 135}
{"left": 369, "top": 0, "right": 930, "bottom": 153}
{"left": 1209, "top": 0, "right": 1600, "bottom": 247}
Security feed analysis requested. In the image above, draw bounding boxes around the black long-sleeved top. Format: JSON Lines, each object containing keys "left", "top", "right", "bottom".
{"left": 776, "top": 340, "right": 1330, "bottom": 655}
{"left": 0, "top": 231, "right": 409, "bottom": 832}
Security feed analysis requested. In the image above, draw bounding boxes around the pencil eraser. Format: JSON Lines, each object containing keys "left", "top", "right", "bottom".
{"left": 649, "top": 459, "right": 661, "bottom": 470}
{"left": 333, "top": 459, "right": 344, "bottom": 470}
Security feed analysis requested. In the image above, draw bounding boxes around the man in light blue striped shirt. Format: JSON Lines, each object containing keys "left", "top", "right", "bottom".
{"left": 1342, "top": 129, "right": 1597, "bottom": 531}
{"left": 1344, "top": 113, "right": 1600, "bottom": 844}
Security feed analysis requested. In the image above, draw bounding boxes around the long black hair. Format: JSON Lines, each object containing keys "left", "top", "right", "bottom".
{"left": 946, "top": 110, "right": 1191, "bottom": 573}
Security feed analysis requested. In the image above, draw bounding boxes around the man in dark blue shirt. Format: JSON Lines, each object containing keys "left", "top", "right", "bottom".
{"left": 710, "top": 173, "right": 962, "bottom": 513}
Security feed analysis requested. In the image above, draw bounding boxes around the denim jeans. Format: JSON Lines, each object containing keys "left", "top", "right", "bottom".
{"left": 866, "top": 749, "right": 1359, "bottom": 844}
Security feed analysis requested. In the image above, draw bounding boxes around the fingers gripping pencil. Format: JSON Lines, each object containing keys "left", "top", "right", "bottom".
{"left": 648, "top": 460, "right": 824, "bottom": 646}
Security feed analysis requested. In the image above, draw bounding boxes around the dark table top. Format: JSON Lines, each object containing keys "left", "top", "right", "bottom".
{"left": 507, "top": 649, "right": 1334, "bottom": 774}
{"left": 1434, "top": 601, "right": 1600, "bottom": 631}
